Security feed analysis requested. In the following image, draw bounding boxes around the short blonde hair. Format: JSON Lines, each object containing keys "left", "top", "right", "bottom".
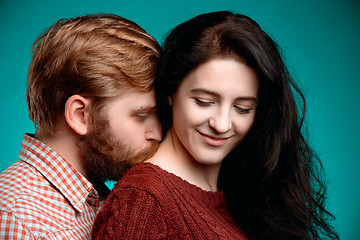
{"left": 27, "top": 13, "right": 160, "bottom": 134}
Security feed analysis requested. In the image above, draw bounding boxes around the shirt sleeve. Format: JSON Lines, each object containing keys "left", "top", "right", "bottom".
{"left": 0, "top": 210, "right": 35, "bottom": 240}
{"left": 91, "top": 186, "right": 167, "bottom": 240}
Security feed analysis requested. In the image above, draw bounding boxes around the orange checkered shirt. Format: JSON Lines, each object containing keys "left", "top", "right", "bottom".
{"left": 0, "top": 134, "right": 109, "bottom": 239}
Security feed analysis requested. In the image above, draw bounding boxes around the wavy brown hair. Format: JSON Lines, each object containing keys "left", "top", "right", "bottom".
{"left": 27, "top": 13, "right": 160, "bottom": 134}
{"left": 155, "top": 11, "right": 338, "bottom": 240}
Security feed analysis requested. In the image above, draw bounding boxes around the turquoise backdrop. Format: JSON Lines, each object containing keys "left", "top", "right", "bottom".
{"left": 1, "top": 0, "right": 359, "bottom": 238}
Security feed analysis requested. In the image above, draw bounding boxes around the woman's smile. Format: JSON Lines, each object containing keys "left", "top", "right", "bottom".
{"left": 196, "top": 130, "right": 232, "bottom": 147}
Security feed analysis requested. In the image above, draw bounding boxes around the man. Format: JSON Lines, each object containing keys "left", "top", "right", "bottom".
{"left": 0, "top": 13, "right": 162, "bottom": 239}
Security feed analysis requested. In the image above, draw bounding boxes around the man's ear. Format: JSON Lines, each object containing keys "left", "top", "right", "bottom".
{"left": 65, "top": 95, "right": 91, "bottom": 136}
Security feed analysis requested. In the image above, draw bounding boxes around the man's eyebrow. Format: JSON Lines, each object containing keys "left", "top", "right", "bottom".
{"left": 132, "top": 105, "right": 157, "bottom": 113}
{"left": 190, "top": 88, "right": 258, "bottom": 103}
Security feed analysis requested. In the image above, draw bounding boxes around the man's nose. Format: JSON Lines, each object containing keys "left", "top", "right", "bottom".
{"left": 145, "top": 116, "right": 163, "bottom": 142}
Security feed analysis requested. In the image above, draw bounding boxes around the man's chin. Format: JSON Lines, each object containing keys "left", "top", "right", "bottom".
{"left": 82, "top": 141, "right": 159, "bottom": 182}
{"left": 131, "top": 142, "right": 159, "bottom": 164}
{"left": 78, "top": 117, "right": 160, "bottom": 182}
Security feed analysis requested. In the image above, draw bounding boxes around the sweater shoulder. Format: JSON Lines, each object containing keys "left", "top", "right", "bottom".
{"left": 112, "top": 162, "right": 171, "bottom": 198}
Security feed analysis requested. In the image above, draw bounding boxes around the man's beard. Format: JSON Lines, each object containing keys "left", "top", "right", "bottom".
{"left": 78, "top": 117, "right": 159, "bottom": 182}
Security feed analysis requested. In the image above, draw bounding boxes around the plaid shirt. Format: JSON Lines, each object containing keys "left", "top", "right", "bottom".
{"left": 0, "top": 134, "right": 109, "bottom": 239}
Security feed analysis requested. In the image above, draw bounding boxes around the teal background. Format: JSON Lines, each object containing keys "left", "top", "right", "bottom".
{"left": 1, "top": 0, "right": 359, "bottom": 238}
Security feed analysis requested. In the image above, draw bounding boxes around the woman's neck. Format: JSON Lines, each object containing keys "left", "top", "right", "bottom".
{"left": 146, "top": 129, "right": 221, "bottom": 192}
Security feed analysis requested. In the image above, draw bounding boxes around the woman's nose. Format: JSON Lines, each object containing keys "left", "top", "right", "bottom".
{"left": 208, "top": 110, "right": 232, "bottom": 133}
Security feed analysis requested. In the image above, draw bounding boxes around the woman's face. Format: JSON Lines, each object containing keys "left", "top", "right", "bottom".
{"left": 171, "top": 58, "right": 259, "bottom": 165}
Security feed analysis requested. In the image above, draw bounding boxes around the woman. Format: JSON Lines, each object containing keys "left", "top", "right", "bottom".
{"left": 92, "top": 11, "right": 338, "bottom": 239}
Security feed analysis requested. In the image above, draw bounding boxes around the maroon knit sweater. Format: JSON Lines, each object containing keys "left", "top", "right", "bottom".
{"left": 91, "top": 162, "right": 248, "bottom": 239}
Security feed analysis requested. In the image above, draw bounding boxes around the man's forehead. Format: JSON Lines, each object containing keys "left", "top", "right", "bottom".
{"left": 118, "top": 88, "right": 155, "bottom": 99}
{"left": 116, "top": 89, "right": 156, "bottom": 110}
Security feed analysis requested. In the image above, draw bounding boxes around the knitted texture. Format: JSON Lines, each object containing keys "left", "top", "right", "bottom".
{"left": 92, "top": 162, "right": 248, "bottom": 239}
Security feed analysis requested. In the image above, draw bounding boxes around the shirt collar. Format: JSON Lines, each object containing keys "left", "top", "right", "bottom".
{"left": 18, "top": 134, "right": 103, "bottom": 212}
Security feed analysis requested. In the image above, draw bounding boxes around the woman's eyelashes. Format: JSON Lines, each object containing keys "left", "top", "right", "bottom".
{"left": 194, "top": 98, "right": 252, "bottom": 114}
{"left": 194, "top": 98, "right": 213, "bottom": 106}
{"left": 234, "top": 106, "right": 251, "bottom": 114}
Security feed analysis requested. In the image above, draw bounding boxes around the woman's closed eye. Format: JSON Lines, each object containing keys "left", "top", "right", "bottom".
{"left": 234, "top": 105, "right": 252, "bottom": 114}
{"left": 194, "top": 98, "right": 214, "bottom": 107}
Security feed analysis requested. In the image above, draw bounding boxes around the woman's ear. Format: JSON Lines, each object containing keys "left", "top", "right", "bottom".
{"left": 64, "top": 95, "right": 91, "bottom": 136}
{"left": 168, "top": 96, "right": 173, "bottom": 106}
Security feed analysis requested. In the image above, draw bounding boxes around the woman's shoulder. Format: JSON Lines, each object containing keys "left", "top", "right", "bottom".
{"left": 112, "top": 162, "right": 172, "bottom": 197}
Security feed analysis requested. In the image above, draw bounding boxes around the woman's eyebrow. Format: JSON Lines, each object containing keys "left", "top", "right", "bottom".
{"left": 190, "top": 88, "right": 258, "bottom": 103}
{"left": 190, "top": 88, "right": 220, "bottom": 98}
{"left": 234, "top": 96, "right": 258, "bottom": 103}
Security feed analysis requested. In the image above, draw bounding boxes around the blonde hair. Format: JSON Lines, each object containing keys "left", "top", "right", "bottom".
{"left": 27, "top": 13, "right": 160, "bottom": 134}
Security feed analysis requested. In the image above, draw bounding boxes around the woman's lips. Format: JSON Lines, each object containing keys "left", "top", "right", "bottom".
{"left": 198, "top": 131, "right": 230, "bottom": 147}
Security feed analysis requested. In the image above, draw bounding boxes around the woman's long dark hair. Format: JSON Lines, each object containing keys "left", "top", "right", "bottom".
{"left": 155, "top": 11, "right": 338, "bottom": 240}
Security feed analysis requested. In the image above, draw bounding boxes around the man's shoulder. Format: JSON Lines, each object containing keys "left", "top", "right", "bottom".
{"left": 0, "top": 160, "right": 78, "bottom": 237}
{"left": 0, "top": 160, "right": 37, "bottom": 206}
{"left": 0, "top": 160, "right": 73, "bottom": 216}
